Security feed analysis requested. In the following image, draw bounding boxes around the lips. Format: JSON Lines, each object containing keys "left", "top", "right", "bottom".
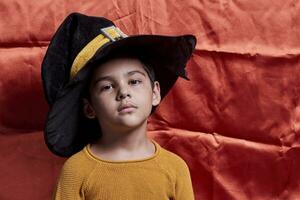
{"left": 118, "top": 103, "right": 137, "bottom": 113}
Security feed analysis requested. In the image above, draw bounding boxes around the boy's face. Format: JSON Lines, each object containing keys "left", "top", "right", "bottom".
{"left": 83, "top": 58, "right": 161, "bottom": 132}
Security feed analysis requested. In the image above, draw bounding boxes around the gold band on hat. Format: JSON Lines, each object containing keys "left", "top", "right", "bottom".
{"left": 70, "top": 26, "right": 127, "bottom": 80}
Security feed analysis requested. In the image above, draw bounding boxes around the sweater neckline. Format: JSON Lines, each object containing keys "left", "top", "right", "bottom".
{"left": 84, "top": 140, "right": 160, "bottom": 164}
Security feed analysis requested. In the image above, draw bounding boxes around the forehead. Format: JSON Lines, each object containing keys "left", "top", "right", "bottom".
{"left": 91, "top": 57, "right": 147, "bottom": 79}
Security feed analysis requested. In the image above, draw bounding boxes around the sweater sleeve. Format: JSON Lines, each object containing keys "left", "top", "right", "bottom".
{"left": 175, "top": 159, "right": 195, "bottom": 200}
{"left": 52, "top": 158, "right": 87, "bottom": 200}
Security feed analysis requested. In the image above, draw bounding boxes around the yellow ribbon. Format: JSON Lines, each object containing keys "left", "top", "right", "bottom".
{"left": 70, "top": 26, "right": 125, "bottom": 80}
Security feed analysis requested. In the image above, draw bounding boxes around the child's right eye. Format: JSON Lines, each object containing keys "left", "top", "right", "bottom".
{"left": 100, "top": 85, "right": 113, "bottom": 91}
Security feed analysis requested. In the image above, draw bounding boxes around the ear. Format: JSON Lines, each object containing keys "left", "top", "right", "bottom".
{"left": 83, "top": 98, "right": 96, "bottom": 119}
{"left": 152, "top": 81, "right": 161, "bottom": 106}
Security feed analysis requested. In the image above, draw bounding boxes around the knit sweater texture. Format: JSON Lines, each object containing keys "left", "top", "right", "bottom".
{"left": 53, "top": 141, "right": 194, "bottom": 200}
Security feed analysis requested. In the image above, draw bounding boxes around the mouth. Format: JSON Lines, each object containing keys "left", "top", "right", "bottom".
{"left": 118, "top": 103, "right": 138, "bottom": 113}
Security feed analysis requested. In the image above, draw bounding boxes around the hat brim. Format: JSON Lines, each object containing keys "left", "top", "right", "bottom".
{"left": 45, "top": 34, "right": 196, "bottom": 157}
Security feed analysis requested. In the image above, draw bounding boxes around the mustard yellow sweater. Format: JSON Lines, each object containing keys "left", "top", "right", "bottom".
{"left": 53, "top": 141, "right": 194, "bottom": 200}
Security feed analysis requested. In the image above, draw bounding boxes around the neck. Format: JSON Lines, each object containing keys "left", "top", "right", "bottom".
{"left": 96, "top": 120, "right": 151, "bottom": 151}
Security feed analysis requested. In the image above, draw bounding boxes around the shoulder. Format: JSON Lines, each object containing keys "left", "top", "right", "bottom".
{"left": 53, "top": 147, "right": 99, "bottom": 198}
{"left": 60, "top": 146, "right": 97, "bottom": 178}
{"left": 155, "top": 142, "right": 190, "bottom": 174}
{"left": 154, "top": 143, "right": 195, "bottom": 199}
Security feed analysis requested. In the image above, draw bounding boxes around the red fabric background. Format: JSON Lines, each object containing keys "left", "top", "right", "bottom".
{"left": 1, "top": 0, "right": 300, "bottom": 199}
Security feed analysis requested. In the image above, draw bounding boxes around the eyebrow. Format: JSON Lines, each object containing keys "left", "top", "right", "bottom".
{"left": 127, "top": 70, "right": 146, "bottom": 77}
{"left": 92, "top": 70, "right": 146, "bottom": 86}
{"left": 92, "top": 76, "right": 114, "bottom": 87}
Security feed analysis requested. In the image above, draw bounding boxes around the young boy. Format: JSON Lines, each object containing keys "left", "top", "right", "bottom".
{"left": 42, "top": 12, "right": 196, "bottom": 200}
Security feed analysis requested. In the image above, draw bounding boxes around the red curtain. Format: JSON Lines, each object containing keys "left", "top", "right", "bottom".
{"left": 1, "top": 0, "right": 300, "bottom": 199}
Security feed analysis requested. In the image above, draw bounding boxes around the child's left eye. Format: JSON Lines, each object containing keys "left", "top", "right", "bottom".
{"left": 129, "top": 79, "right": 142, "bottom": 85}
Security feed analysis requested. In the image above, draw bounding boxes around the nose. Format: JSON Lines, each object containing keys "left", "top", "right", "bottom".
{"left": 116, "top": 84, "right": 131, "bottom": 101}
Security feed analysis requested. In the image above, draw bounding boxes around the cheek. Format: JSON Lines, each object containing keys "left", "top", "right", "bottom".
{"left": 90, "top": 94, "right": 113, "bottom": 112}
{"left": 136, "top": 89, "right": 153, "bottom": 109}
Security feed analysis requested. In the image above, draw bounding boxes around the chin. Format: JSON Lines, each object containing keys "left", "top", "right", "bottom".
{"left": 115, "top": 114, "right": 148, "bottom": 129}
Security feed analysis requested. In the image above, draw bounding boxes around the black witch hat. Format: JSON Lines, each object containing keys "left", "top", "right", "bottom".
{"left": 41, "top": 12, "right": 196, "bottom": 157}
